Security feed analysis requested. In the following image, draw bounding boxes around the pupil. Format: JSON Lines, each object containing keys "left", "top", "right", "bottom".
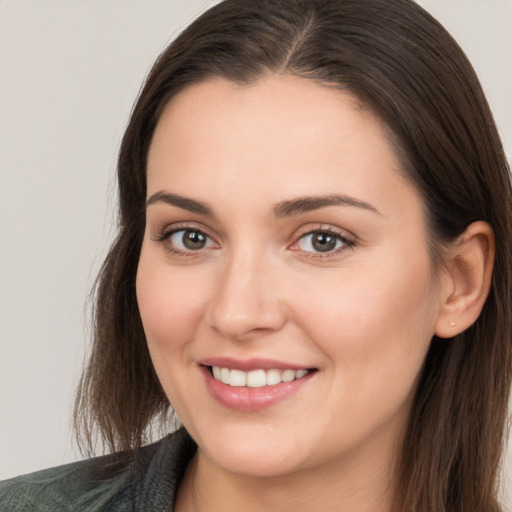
{"left": 183, "top": 230, "right": 206, "bottom": 250}
{"left": 312, "top": 233, "right": 336, "bottom": 252}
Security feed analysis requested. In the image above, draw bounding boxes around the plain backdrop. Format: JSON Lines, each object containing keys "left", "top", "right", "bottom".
{"left": 1, "top": 0, "right": 511, "bottom": 504}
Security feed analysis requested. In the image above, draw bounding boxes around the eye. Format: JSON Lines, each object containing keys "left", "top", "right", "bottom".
{"left": 168, "top": 229, "right": 215, "bottom": 251}
{"left": 296, "top": 230, "right": 353, "bottom": 254}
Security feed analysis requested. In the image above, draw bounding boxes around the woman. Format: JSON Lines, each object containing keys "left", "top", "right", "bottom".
{"left": 1, "top": 0, "right": 511, "bottom": 510}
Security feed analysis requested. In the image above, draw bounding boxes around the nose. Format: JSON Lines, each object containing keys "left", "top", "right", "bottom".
{"left": 206, "top": 249, "right": 287, "bottom": 341}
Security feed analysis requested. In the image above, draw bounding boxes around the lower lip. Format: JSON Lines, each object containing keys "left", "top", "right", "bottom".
{"left": 200, "top": 366, "right": 315, "bottom": 412}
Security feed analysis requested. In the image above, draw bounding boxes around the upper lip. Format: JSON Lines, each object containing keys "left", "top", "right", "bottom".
{"left": 199, "top": 357, "right": 313, "bottom": 372}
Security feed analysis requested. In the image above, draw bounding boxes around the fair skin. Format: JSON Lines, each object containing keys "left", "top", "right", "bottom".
{"left": 136, "top": 75, "right": 494, "bottom": 511}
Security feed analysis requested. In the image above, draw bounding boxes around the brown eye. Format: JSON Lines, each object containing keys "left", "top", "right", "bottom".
{"left": 311, "top": 233, "right": 337, "bottom": 252}
{"left": 169, "top": 229, "right": 213, "bottom": 251}
{"left": 296, "top": 230, "right": 351, "bottom": 254}
{"left": 183, "top": 230, "right": 207, "bottom": 249}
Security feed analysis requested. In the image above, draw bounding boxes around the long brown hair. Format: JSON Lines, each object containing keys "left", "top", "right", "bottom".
{"left": 74, "top": 0, "right": 512, "bottom": 509}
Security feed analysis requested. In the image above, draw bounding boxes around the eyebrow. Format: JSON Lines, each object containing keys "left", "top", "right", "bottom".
{"left": 272, "top": 194, "right": 381, "bottom": 217}
{"left": 146, "top": 191, "right": 214, "bottom": 216}
{"left": 145, "top": 191, "right": 380, "bottom": 217}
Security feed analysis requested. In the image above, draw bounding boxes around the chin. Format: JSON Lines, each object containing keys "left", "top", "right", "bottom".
{"left": 208, "top": 447, "right": 303, "bottom": 479}
{"left": 190, "top": 423, "right": 312, "bottom": 478}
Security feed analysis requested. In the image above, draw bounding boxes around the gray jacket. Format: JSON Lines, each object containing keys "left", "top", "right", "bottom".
{"left": 0, "top": 428, "right": 196, "bottom": 511}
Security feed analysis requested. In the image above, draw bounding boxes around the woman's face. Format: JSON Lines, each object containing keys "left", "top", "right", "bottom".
{"left": 137, "top": 75, "right": 444, "bottom": 479}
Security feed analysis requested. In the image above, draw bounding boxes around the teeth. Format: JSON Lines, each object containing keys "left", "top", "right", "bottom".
{"left": 247, "top": 369, "right": 266, "bottom": 388}
{"left": 266, "top": 368, "right": 281, "bottom": 386}
{"left": 229, "top": 369, "right": 247, "bottom": 387}
{"left": 281, "top": 369, "right": 296, "bottom": 382}
{"left": 211, "top": 366, "right": 310, "bottom": 387}
{"left": 220, "top": 367, "right": 230, "bottom": 385}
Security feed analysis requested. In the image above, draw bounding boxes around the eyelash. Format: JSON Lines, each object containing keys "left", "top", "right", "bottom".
{"left": 152, "top": 224, "right": 217, "bottom": 258}
{"left": 152, "top": 224, "right": 355, "bottom": 259}
{"left": 291, "top": 227, "right": 355, "bottom": 258}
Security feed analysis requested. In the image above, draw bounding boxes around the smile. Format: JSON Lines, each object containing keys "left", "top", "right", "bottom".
{"left": 211, "top": 366, "right": 310, "bottom": 388}
{"left": 201, "top": 363, "right": 317, "bottom": 412}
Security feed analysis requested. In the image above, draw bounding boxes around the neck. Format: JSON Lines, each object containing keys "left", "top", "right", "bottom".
{"left": 175, "top": 438, "right": 401, "bottom": 512}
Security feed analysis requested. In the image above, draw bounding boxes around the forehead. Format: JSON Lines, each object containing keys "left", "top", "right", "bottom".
{"left": 146, "top": 74, "right": 419, "bottom": 219}
{"left": 150, "top": 75, "right": 371, "bottom": 160}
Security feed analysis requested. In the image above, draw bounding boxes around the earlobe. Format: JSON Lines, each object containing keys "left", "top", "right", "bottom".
{"left": 435, "top": 221, "right": 495, "bottom": 339}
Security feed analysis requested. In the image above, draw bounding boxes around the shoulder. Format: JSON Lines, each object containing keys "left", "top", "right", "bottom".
{"left": 0, "top": 454, "right": 130, "bottom": 512}
{"left": 0, "top": 428, "right": 196, "bottom": 512}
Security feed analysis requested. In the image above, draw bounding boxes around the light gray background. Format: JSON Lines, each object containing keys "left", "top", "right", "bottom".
{"left": 1, "top": 0, "right": 511, "bottom": 504}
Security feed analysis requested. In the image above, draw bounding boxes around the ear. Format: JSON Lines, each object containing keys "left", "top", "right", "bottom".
{"left": 435, "top": 221, "right": 495, "bottom": 338}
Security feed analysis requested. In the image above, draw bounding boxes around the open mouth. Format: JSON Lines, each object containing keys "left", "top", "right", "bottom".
{"left": 200, "top": 363, "right": 318, "bottom": 411}
{"left": 207, "top": 366, "right": 315, "bottom": 388}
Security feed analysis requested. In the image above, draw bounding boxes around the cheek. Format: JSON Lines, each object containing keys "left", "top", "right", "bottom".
{"left": 136, "top": 251, "right": 210, "bottom": 355}
{"left": 295, "top": 250, "right": 437, "bottom": 395}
